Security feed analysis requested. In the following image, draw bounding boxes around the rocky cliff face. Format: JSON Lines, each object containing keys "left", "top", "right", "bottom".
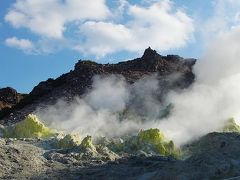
{"left": 0, "top": 87, "right": 25, "bottom": 111}
{"left": 0, "top": 47, "right": 196, "bottom": 124}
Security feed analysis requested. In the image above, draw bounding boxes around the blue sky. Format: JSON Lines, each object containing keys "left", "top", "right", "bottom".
{"left": 0, "top": 0, "right": 240, "bottom": 93}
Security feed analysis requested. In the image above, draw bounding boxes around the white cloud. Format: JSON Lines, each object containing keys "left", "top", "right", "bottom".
{"left": 76, "top": 0, "right": 194, "bottom": 57}
{"left": 128, "top": 1, "right": 194, "bottom": 50}
{"left": 5, "top": 0, "right": 111, "bottom": 39}
{"left": 5, "top": 37, "right": 35, "bottom": 53}
{"left": 74, "top": 21, "right": 134, "bottom": 57}
{"left": 201, "top": 0, "right": 240, "bottom": 40}
{"left": 5, "top": 0, "right": 194, "bottom": 57}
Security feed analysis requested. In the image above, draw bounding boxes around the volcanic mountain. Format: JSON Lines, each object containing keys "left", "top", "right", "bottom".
{"left": 3, "top": 48, "right": 240, "bottom": 180}
{"left": 0, "top": 47, "right": 196, "bottom": 124}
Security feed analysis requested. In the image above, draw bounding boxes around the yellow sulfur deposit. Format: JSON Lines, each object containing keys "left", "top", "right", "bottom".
{"left": 1, "top": 114, "right": 181, "bottom": 158}
{"left": 138, "top": 128, "right": 165, "bottom": 144}
{"left": 57, "top": 134, "right": 82, "bottom": 149}
{"left": 3, "top": 114, "right": 56, "bottom": 138}
{"left": 96, "top": 137, "right": 124, "bottom": 152}
{"left": 137, "top": 128, "right": 180, "bottom": 157}
{"left": 80, "top": 135, "right": 95, "bottom": 150}
{"left": 222, "top": 118, "right": 240, "bottom": 132}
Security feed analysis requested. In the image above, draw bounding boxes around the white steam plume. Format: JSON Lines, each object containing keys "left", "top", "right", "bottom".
{"left": 37, "top": 27, "right": 240, "bottom": 146}
{"left": 159, "top": 27, "right": 240, "bottom": 145}
{"left": 37, "top": 75, "right": 147, "bottom": 137}
{"left": 84, "top": 75, "right": 129, "bottom": 112}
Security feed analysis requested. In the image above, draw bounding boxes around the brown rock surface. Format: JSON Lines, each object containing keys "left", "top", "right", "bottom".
{"left": 0, "top": 87, "right": 25, "bottom": 111}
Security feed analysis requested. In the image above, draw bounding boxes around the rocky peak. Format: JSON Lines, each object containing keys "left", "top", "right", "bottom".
{"left": 141, "top": 47, "right": 161, "bottom": 61}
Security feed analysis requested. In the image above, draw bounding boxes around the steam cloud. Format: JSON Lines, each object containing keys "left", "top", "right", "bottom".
{"left": 37, "top": 27, "right": 240, "bottom": 146}
{"left": 37, "top": 75, "right": 168, "bottom": 138}
{"left": 160, "top": 27, "right": 240, "bottom": 145}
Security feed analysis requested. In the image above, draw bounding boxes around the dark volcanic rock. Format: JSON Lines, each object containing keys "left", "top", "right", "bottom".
{"left": 0, "top": 87, "right": 25, "bottom": 111}
{"left": 0, "top": 87, "right": 19, "bottom": 105}
{"left": 0, "top": 47, "right": 196, "bottom": 124}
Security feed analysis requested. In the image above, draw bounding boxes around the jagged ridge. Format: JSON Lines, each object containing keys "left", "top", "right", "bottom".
{"left": 0, "top": 47, "right": 196, "bottom": 124}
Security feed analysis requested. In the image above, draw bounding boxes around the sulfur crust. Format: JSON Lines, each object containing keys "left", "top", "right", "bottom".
{"left": 137, "top": 128, "right": 181, "bottom": 157}
{"left": 57, "top": 134, "right": 82, "bottom": 148}
{"left": 3, "top": 114, "right": 56, "bottom": 138}
{"left": 222, "top": 118, "right": 240, "bottom": 132}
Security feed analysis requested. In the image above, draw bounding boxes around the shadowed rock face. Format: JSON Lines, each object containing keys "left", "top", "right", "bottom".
{"left": 0, "top": 47, "right": 196, "bottom": 124}
{"left": 0, "top": 87, "right": 25, "bottom": 111}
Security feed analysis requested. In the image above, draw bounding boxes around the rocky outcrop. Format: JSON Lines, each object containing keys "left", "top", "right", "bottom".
{"left": 0, "top": 87, "right": 25, "bottom": 111}
{"left": 0, "top": 47, "right": 196, "bottom": 124}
